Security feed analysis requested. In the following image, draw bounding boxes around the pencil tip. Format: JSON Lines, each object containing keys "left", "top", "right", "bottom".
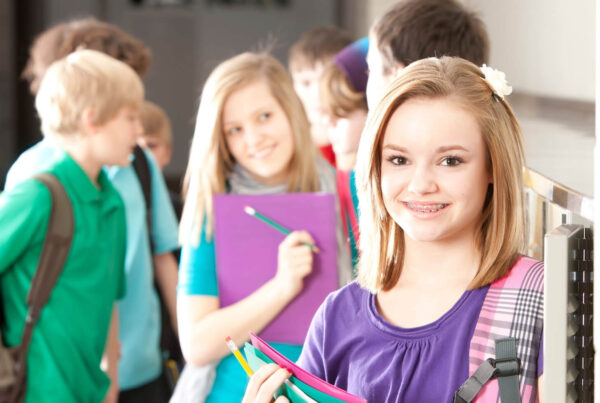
{"left": 225, "top": 336, "right": 232, "bottom": 342}
{"left": 243, "top": 206, "right": 255, "bottom": 215}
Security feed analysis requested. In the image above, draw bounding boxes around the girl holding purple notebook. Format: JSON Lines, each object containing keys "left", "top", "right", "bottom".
{"left": 177, "top": 52, "right": 352, "bottom": 402}
{"left": 243, "top": 57, "right": 544, "bottom": 402}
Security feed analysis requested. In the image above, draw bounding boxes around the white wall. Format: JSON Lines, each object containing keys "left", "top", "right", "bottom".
{"left": 365, "top": 0, "right": 595, "bottom": 102}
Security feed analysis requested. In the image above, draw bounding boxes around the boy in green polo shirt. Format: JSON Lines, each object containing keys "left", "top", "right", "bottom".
{"left": 0, "top": 49, "right": 144, "bottom": 403}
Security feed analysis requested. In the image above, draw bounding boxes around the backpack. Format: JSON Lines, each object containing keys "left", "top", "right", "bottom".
{"left": 131, "top": 146, "right": 182, "bottom": 388}
{"left": 0, "top": 173, "right": 74, "bottom": 403}
{"left": 454, "top": 257, "right": 544, "bottom": 403}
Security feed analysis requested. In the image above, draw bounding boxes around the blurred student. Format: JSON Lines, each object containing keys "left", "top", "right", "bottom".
{"left": 288, "top": 25, "right": 352, "bottom": 167}
{"left": 138, "top": 100, "right": 183, "bottom": 219}
{"left": 318, "top": 38, "right": 369, "bottom": 267}
{"left": 138, "top": 100, "right": 184, "bottom": 369}
{"left": 177, "top": 52, "right": 352, "bottom": 402}
{"left": 320, "top": 37, "right": 369, "bottom": 172}
{"left": 244, "top": 55, "right": 544, "bottom": 403}
{"left": 0, "top": 49, "right": 143, "bottom": 403}
{"left": 365, "top": 0, "right": 489, "bottom": 110}
{"left": 138, "top": 101, "right": 173, "bottom": 172}
{"left": 6, "top": 18, "right": 179, "bottom": 403}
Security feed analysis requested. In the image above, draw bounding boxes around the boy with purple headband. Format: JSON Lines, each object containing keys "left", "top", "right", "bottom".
{"left": 319, "top": 38, "right": 369, "bottom": 269}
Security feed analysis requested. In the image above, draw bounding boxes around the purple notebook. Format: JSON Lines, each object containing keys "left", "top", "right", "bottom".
{"left": 213, "top": 193, "right": 338, "bottom": 345}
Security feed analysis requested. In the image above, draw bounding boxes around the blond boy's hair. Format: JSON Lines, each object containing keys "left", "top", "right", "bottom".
{"left": 140, "top": 101, "right": 173, "bottom": 147}
{"left": 355, "top": 57, "right": 526, "bottom": 293}
{"left": 288, "top": 25, "right": 352, "bottom": 73}
{"left": 181, "top": 52, "right": 320, "bottom": 244}
{"left": 35, "top": 49, "right": 144, "bottom": 138}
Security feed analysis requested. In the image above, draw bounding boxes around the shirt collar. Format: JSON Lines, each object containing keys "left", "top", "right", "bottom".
{"left": 52, "top": 149, "right": 120, "bottom": 209}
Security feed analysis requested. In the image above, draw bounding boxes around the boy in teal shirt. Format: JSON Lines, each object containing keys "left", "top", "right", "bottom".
{"left": 0, "top": 49, "right": 144, "bottom": 402}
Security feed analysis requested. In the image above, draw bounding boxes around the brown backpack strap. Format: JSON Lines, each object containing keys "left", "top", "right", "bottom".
{"left": 11, "top": 173, "right": 74, "bottom": 398}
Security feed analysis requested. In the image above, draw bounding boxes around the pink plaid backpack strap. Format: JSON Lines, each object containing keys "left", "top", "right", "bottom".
{"left": 456, "top": 256, "right": 544, "bottom": 403}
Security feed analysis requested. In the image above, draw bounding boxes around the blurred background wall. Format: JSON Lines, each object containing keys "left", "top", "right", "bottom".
{"left": 0, "top": 0, "right": 595, "bottom": 197}
{"left": 0, "top": 0, "right": 367, "bottom": 189}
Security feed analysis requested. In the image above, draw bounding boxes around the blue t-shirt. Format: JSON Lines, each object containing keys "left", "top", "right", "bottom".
{"left": 179, "top": 226, "right": 302, "bottom": 402}
{"left": 6, "top": 139, "right": 180, "bottom": 389}
{"left": 297, "top": 281, "right": 543, "bottom": 403}
{"left": 105, "top": 151, "right": 179, "bottom": 389}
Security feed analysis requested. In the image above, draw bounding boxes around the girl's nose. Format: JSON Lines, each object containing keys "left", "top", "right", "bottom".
{"left": 407, "top": 165, "right": 438, "bottom": 195}
{"left": 243, "top": 124, "right": 262, "bottom": 146}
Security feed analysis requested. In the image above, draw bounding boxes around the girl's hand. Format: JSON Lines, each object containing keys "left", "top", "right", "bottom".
{"left": 275, "top": 231, "right": 315, "bottom": 297}
{"left": 242, "top": 363, "right": 291, "bottom": 403}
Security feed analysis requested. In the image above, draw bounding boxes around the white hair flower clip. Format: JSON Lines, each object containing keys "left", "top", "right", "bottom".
{"left": 480, "top": 64, "right": 512, "bottom": 100}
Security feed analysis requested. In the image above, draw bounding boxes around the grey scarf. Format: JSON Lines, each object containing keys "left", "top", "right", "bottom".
{"left": 228, "top": 156, "right": 337, "bottom": 195}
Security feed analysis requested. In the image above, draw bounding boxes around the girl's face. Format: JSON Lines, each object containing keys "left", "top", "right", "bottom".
{"left": 323, "top": 108, "right": 368, "bottom": 156}
{"left": 222, "top": 80, "right": 295, "bottom": 186}
{"left": 380, "top": 97, "right": 491, "bottom": 244}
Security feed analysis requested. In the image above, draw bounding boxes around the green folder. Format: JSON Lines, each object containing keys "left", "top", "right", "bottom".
{"left": 244, "top": 343, "right": 348, "bottom": 403}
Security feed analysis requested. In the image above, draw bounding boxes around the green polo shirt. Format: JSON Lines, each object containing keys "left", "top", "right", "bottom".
{"left": 0, "top": 150, "right": 126, "bottom": 403}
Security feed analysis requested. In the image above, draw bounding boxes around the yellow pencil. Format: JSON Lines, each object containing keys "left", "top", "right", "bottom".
{"left": 225, "top": 336, "right": 318, "bottom": 402}
{"left": 225, "top": 336, "right": 254, "bottom": 376}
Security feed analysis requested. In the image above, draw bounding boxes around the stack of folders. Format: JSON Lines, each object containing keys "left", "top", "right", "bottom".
{"left": 245, "top": 332, "right": 366, "bottom": 403}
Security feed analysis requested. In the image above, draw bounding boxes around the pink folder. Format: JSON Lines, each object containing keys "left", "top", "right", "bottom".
{"left": 213, "top": 193, "right": 339, "bottom": 345}
{"left": 250, "top": 332, "right": 367, "bottom": 403}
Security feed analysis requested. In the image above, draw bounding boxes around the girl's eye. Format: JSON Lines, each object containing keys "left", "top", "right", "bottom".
{"left": 226, "top": 126, "right": 241, "bottom": 136}
{"left": 387, "top": 156, "right": 407, "bottom": 166}
{"left": 441, "top": 156, "right": 463, "bottom": 166}
{"left": 259, "top": 112, "right": 271, "bottom": 121}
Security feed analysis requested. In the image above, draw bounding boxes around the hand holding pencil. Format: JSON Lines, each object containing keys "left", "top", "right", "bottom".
{"left": 243, "top": 205, "right": 316, "bottom": 297}
{"left": 227, "top": 336, "right": 317, "bottom": 403}
{"left": 275, "top": 231, "right": 316, "bottom": 298}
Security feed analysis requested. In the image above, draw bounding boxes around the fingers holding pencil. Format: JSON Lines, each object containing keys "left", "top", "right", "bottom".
{"left": 276, "top": 231, "right": 315, "bottom": 296}
{"left": 243, "top": 363, "right": 291, "bottom": 403}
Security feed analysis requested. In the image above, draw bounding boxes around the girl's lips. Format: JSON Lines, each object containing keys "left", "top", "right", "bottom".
{"left": 402, "top": 201, "right": 450, "bottom": 217}
{"left": 250, "top": 143, "right": 276, "bottom": 159}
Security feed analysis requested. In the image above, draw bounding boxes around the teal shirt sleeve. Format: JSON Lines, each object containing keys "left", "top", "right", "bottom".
{"left": 178, "top": 221, "right": 218, "bottom": 296}
{"left": 146, "top": 150, "right": 179, "bottom": 255}
{"left": 0, "top": 179, "right": 50, "bottom": 275}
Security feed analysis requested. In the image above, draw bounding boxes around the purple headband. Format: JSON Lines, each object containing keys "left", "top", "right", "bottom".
{"left": 333, "top": 37, "right": 369, "bottom": 93}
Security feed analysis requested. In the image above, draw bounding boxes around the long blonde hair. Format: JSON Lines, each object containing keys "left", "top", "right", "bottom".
{"left": 355, "top": 56, "right": 526, "bottom": 292}
{"left": 180, "top": 52, "right": 320, "bottom": 244}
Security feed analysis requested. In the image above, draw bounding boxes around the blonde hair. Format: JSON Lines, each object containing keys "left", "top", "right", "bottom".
{"left": 355, "top": 56, "right": 526, "bottom": 292}
{"left": 35, "top": 49, "right": 144, "bottom": 138}
{"left": 320, "top": 62, "right": 367, "bottom": 118}
{"left": 180, "top": 52, "right": 320, "bottom": 244}
{"left": 140, "top": 100, "right": 173, "bottom": 147}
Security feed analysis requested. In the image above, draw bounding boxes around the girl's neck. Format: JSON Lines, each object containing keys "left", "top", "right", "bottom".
{"left": 334, "top": 152, "right": 357, "bottom": 171}
{"left": 398, "top": 233, "right": 481, "bottom": 290}
{"left": 58, "top": 137, "right": 103, "bottom": 188}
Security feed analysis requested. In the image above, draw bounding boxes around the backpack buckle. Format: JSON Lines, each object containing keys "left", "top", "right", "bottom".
{"left": 490, "top": 356, "right": 521, "bottom": 378}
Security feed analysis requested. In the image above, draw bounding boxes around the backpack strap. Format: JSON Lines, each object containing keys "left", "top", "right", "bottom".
{"left": 132, "top": 145, "right": 154, "bottom": 253}
{"left": 11, "top": 173, "right": 74, "bottom": 399}
{"left": 454, "top": 338, "right": 521, "bottom": 403}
